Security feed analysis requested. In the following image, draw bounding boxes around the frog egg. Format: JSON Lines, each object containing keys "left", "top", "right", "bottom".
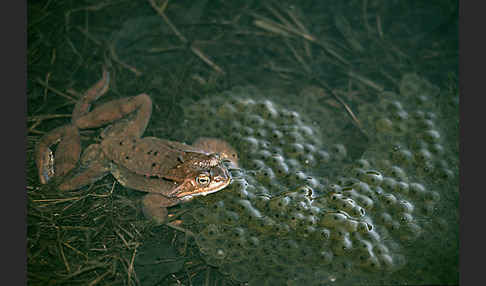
{"left": 229, "top": 132, "right": 243, "bottom": 144}
{"left": 288, "top": 212, "right": 306, "bottom": 229}
{"left": 318, "top": 250, "right": 334, "bottom": 265}
{"left": 353, "top": 181, "right": 373, "bottom": 196}
{"left": 417, "top": 161, "right": 437, "bottom": 178}
{"left": 430, "top": 143, "right": 445, "bottom": 155}
{"left": 299, "top": 125, "right": 315, "bottom": 138}
{"left": 388, "top": 166, "right": 407, "bottom": 181}
{"left": 326, "top": 183, "right": 342, "bottom": 193}
{"left": 332, "top": 236, "right": 353, "bottom": 256}
{"left": 251, "top": 195, "right": 270, "bottom": 211}
{"left": 378, "top": 212, "right": 394, "bottom": 227}
{"left": 380, "top": 193, "right": 398, "bottom": 207}
{"left": 436, "top": 167, "right": 455, "bottom": 181}
{"left": 244, "top": 114, "right": 265, "bottom": 127}
{"left": 350, "top": 206, "right": 366, "bottom": 218}
{"left": 273, "top": 161, "right": 290, "bottom": 177}
{"left": 268, "top": 130, "right": 284, "bottom": 145}
{"left": 424, "top": 190, "right": 440, "bottom": 203}
{"left": 422, "top": 129, "right": 441, "bottom": 144}
{"left": 217, "top": 102, "right": 237, "bottom": 117}
{"left": 320, "top": 212, "right": 348, "bottom": 228}
{"left": 277, "top": 239, "right": 300, "bottom": 256}
{"left": 331, "top": 144, "right": 347, "bottom": 160}
{"left": 414, "top": 148, "right": 433, "bottom": 163}
{"left": 357, "top": 221, "right": 374, "bottom": 234}
{"left": 400, "top": 222, "right": 422, "bottom": 241}
{"left": 391, "top": 109, "right": 409, "bottom": 122}
{"left": 395, "top": 181, "right": 410, "bottom": 195}
{"left": 398, "top": 212, "right": 414, "bottom": 224}
{"left": 359, "top": 254, "right": 381, "bottom": 271}
{"left": 232, "top": 177, "right": 248, "bottom": 190}
{"left": 419, "top": 201, "right": 437, "bottom": 216}
{"left": 377, "top": 253, "right": 396, "bottom": 270}
{"left": 209, "top": 200, "right": 226, "bottom": 213}
{"left": 362, "top": 170, "right": 383, "bottom": 186}
{"left": 240, "top": 136, "right": 259, "bottom": 151}
{"left": 315, "top": 149, "right": 331, "bottom": 163}
{"left": 336, "top": 176, "right": 356, "bottom": 187}
{"left": 256, "top": 128, "right": 273, "bottom": 141}
{"left": 355, "top": 195, "right": 374, "bottom": 210}
{"left": 227, "top": 227, "right": 246, "bottom": 241}
{"left": 287, "top": 171, "right": 308, "bottom": 185}
{"left": 257, "top": 100, "right": 279, "bottom": 119}
{"left": 285, "top": 130, "right": 305, "bottom": 144}
{"left": 331, "top": 227, "right": 349, "bottom": 240}
{"left": 220, "top": 210, "right": 240, "bottom": 226}
{"left": 315, "top": 227, "right": 332, "bottom": 241}
{"left": 416, "top": 118, "right": 436, "bottom": 130}
{"left": 270, "top": 209, "right": 288, "bottom": 222}
{"left": 391, "top": 148, "right": 413, "bottom": 165}
{"left": 354, "top": 159, "right": 370, "bottom": 169}
{"left": 347, "top": 167, "right": 364, "bottom": 180}
{"left": 233, "top": 187, "right": 250, "bottom": 200}
{"left": 377, "top": 96, "right": 399, "bottom": 110}
{"left": 268, "top": 196, "right": 291, "bottom": 212}
{"left": 409, "top": 182, "right": 427, "bottom": 197}
{"left": 252, "top": 216, "right": 276, "bottom": 233}
{"left": 291, "top": 201, "right": 310, "bottom": 212}
{"left": 381, "top": 177, "right": 397, "bottom": 193}
{"left": 298, "top": 225, "right": 317, "bottom": 238}
{"left": 237, "top": 200, "right": 262, "bottom": 220}
{"left": 372, "top": 243, "right": 389, "bottom": 256}
{"left": 335, "top": 197, "right": 357, "bottom": 212}
{"left": 286, "top": 143, "right": 305, "bottom": 157}
{"left": 255, "top": 149, "right": 272, "bottom": 161}
{"left": 230, "top": 264, "right": 252, "bottom": 282}
{"left": 343, "top": 218, "right": 359, "bottom": 232}
{"left": 355, "top": 239, "right": 373, "bottom": 252}
{"left": 267, "top": 153, "right": 284, "bottom": 166}
{"left": 399, "top": 73, "right": 422, "bottom": 96}
{"left": 298, "top": 153, "right": 316, "bottom": 167}
{"left": 200, "top": 224, "right": 222, "bottom": 240}
{"left": 233, "top": 97, "right": 257, "bottom": 111}
{"left": 255, "top": 167, "right": 276, "bottom": 183}
{"left": 247, "top": 158, "right": 265, "bottom": 170}
{"left": 281, "top": 109, "right": 301, "bottom": 124}
{"left": 375, "top": 117, "right": 393, "bottom": 133}
{"left": 272, "top": 222, "right": 290, "bottom": 236}
{"left": 396, "top": 199, "right": 414, "bottom": 213}
{"left": 191, "top": 207, "right": 212, "bottom": 223}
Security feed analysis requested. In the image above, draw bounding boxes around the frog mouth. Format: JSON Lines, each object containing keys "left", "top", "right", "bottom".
{"left": 178, "top": 179, "right": 232, "bottom": 200}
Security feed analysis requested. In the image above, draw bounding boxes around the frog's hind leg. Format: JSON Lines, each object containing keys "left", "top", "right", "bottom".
{"left": 71, "top": 68, "right": 110, "bottom": 122}
{"left": 57, "top": 144, "right": 111, "bottom": 191}
{"left": 73, "top": 94, "right": 153, "bottom": 138}
{"left": 36, "top": 125, "right": 81, "bottom": 184}
{"left": 36, "top": 68, "right": 110, "bottom": 185}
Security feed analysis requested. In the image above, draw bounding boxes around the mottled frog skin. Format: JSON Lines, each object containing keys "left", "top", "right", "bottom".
{"left": 35, "top": 68, "right": 238, "bottom": 224}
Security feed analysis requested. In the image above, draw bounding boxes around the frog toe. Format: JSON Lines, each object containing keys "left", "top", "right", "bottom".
{"left": 142, "top": 194, "right": 179, "bottom": 225}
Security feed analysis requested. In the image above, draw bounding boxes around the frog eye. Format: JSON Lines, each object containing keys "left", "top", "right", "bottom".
{"left": 196, "top": 173, "right": 211, "bottom": 186}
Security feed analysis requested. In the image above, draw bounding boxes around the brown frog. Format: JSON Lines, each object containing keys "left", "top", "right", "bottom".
{"left": 35, "top": 68, "right": 238, "bottom": 224}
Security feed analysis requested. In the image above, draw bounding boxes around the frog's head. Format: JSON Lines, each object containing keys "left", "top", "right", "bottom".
{"left": 169, "top": 164, "right": 232, "bottom": 200}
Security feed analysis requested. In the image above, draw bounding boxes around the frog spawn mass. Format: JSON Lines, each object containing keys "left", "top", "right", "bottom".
{"left": 178, "top": 75, "right": 457, "bottom": 285}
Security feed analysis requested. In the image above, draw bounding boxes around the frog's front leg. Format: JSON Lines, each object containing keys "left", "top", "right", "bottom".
{"left": 110, "top": 164, "right": 184, "bottom": 224}
{"left": 142, "top": 194, "right": 181, "bottom": 225}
